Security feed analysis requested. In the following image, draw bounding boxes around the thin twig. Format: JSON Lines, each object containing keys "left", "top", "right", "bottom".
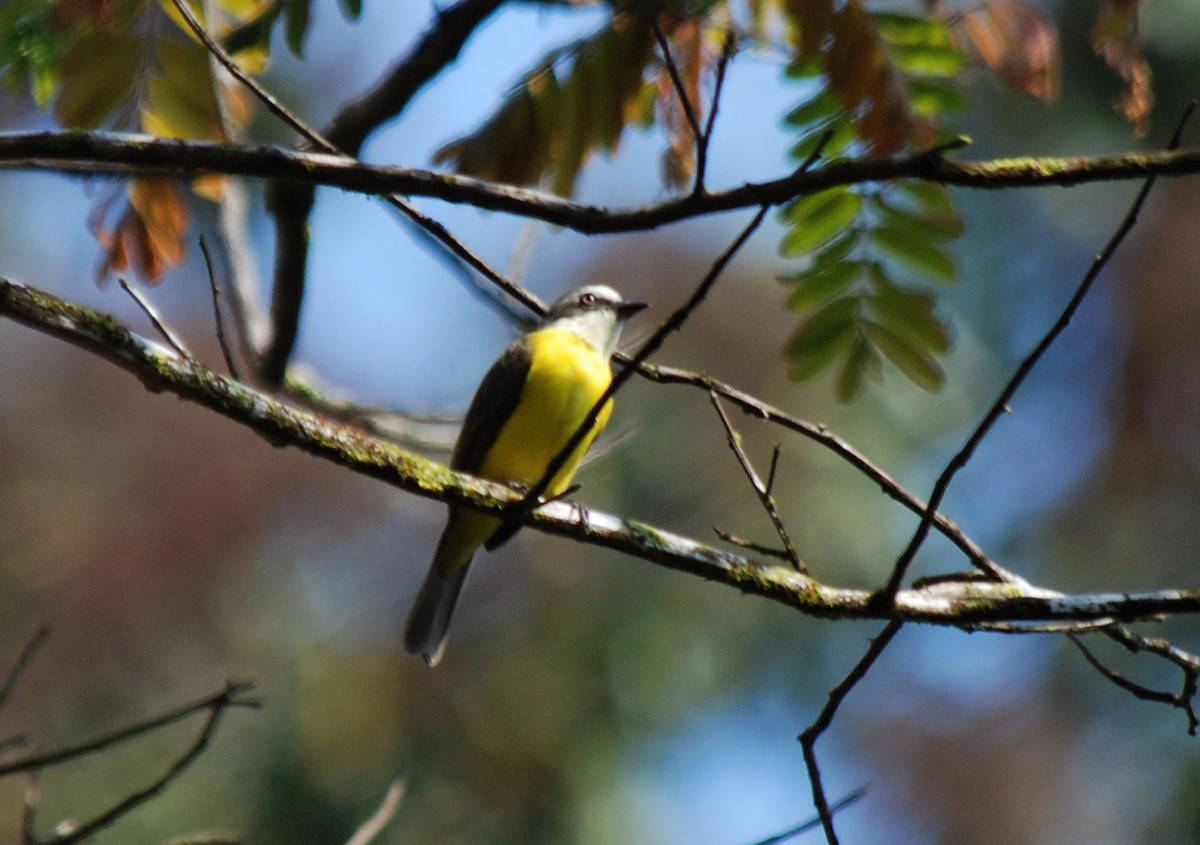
{"left": 0, "top": 681, "right": 260, "bottom": 777}
{"left": 21, "top": 772, "right": 38, "bottom": 845}
{"left": 713, "top": 527, "right": 791, "bottom": 560}
{"left": 650, "top": 15, "right": 704, "bottom": 186}
{"left": 878, "top": 101, "right": 1198, "bottom": 601}
{"left": 799, "top": 621, "right": 903, "bottom": 845}
{"left": 1070, "top": 634, "right": 1177, "bottom": 703}
{"left": 118, "top": 278, "right": 192, "bottom": 359}
{"left": 0, "top": 626, "right": 50, "bottom": 712}
{"left": 171, "top": 0, "right": 325, "bottom": 144}
{"left": 199, "top": 235, "right": 241, "bottom": 380}
{"left": 709, "top": 391, "right": 805, "bottom": 572}
{"left": 765, "top": 442, "right": 782, "bottom": 496}
{"left": 636, "top": 362, "right": 1010, "bottom": 580}
{"left": 969, "top": 619, "right": 1118, "bottom": 634}
{"left": 1096, "top": 626, "right": 1200, "bottom": 734}
{"left": 748, "top": 787, "right": 868, "bottom": 845}
{"left": 696, "top": 29, "right": 736, "bottom": 192}
{"left": 34, "top": 681, "right": 257, "bottom": 845}
{"left": 344, "top": 776, "right": 407, "bottom": 845}
{"left": 380, "top": 199, "right": 541, "bottom": 320}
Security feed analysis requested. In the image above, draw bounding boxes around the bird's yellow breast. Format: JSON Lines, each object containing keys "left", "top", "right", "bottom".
{"left": 478, "top": 327, "right": 613, "bottom": 494}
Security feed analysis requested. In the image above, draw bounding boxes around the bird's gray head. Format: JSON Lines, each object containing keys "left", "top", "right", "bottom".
{"left": 541, "top": 284, "right": 647, "bottom": 356}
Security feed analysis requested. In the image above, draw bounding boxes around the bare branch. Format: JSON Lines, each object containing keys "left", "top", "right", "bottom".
{"left": 878, "top": 102, "right": 1197, "bottom": 600}
{"left": 118, "top": 279, "right": 192, "bottom": 360}
{"left": 3, "top": 132, "right": 1200, "bottom": 234}
{"left": 0, "top": 680, "right": 259, "bottom": 778}
{"left": 344, "top": 777, "right": 406, "bottom": 845}
{"left": 709, "top": 391, "right": 805, "bottom": 572}
{"left": 748, "top": 787, "right": 867, "bottom": 845}
{"left": 0, "top": 626, "right": 49, "bottom": 712}
{"left": 800, "top": 621, "right": 903, "bottom": 844}
{"left": 30, "top": 681, "right": 258, "bottom": 845}
{"left": 199, "top": 236, "right": 241, "bottom": 380}
{"left": 323, "top": 0, "right": 508, "bottom": 155}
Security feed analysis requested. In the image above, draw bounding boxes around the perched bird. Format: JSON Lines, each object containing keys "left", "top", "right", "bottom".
{"left": 404, "top": 284, "right": 647, "bottom": 666}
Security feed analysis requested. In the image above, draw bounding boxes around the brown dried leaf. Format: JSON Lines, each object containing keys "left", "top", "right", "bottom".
{"left": 95, "top": 179, "right": 189, "bottom": 284}
{"left": 785, "top": 0, "right": 930, "bottom": 154}
{"left": 1092, "top": 0, "right": 1152, "bottom": 136}
{"left": 435, "top": 11, "right": 654, "bottom": 195}
{"left": 955, "top": 0, "right": 1061, "bottom": 101}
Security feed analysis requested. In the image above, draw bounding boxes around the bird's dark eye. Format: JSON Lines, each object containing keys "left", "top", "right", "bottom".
{"left": 580, "top": 292, "right": 596, "bottom": 306}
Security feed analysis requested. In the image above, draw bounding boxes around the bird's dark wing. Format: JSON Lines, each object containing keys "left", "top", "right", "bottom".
{"left": 451, "top": 337, "right": 532, "bottom": 474}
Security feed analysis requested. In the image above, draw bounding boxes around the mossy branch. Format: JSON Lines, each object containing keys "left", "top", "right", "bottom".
{"left": 5, "top": 277, "right": 1200, "bottom": 627}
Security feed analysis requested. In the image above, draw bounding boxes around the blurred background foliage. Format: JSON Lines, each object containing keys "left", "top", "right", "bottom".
{"left": 3, "top": 1, "right": 1200, "bottom": 844}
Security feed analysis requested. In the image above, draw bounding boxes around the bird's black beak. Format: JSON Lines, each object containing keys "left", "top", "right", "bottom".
{"left": 617, "top": 301, "right": 648, "bottom": 320}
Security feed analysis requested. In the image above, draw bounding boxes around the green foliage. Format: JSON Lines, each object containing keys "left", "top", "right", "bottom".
{"left": 777, "top": 9, "right": 967, "bottom": 399}
{"left": 0, "top": 0, "right": 68, "bottom": 106}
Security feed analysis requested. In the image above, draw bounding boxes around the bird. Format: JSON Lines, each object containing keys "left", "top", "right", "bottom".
{"left": 404, "top": 284, "right": 647, "bottom": 666}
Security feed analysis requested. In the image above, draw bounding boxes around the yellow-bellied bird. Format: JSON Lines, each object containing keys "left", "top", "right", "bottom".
{"left": 404, "top": 285, "right": 647, "bottom": 666}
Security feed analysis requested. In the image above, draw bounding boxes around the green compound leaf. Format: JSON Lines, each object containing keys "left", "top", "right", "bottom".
{"left": 889, "top": 42, "right": 968, "bottom": 77}
{"left": 868, "top": 280, "right": 952, "bottom": 354}
{"left": 864, "top": 320, "right": 945, "bottom": 392}
{"left": 774, "top": 4, "right": 970, "bottom": 399}
{"left": 786, "top": 296, "right": 860, "bottom": 381}
{"left": 783, "top": 87, "right": 843, "bottom": 128}
{"left": 908, "top": 77, "right": 969, "bottom": 116}
{"left": 872, "top": 223, "right": 957, "bottom": 283}
{"left": 282, "top": 0, "right": 310, "bottom": 56}
{"left": 779, "top": 188, "right": 863, "bottom": 256}
{"left": 872, "top": 193, "right": 965, "bottom": 242}
{"left": 782, "top": 259, "right": 861, "bottom": 311}
{"left": 836, "top": 333, "right": 883, "bottom": 402}
{"left": 871, "top": 11, "right": 954, "bottom": 47}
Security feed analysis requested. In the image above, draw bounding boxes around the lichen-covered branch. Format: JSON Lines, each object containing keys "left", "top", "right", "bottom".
{"left": 5, "top": 277, "right": 1200, "bottom": 626}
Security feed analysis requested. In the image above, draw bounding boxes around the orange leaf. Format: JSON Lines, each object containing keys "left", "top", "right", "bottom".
{"left": 786, "top": 0, "right": 928, "bottom": 153}
{"left": 956, "top": 0, "right": 1061, "bottom": 101}
{"left": 94, "top": 179, "right": 189, "bottom": 284}
{"left": 1092, "top": 0, "right": 1152, "bottom": 136}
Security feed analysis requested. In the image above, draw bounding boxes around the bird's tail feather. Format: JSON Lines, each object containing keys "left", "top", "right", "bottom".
{"left": 404, "top": 560, "right": 470, "bottom": 667}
